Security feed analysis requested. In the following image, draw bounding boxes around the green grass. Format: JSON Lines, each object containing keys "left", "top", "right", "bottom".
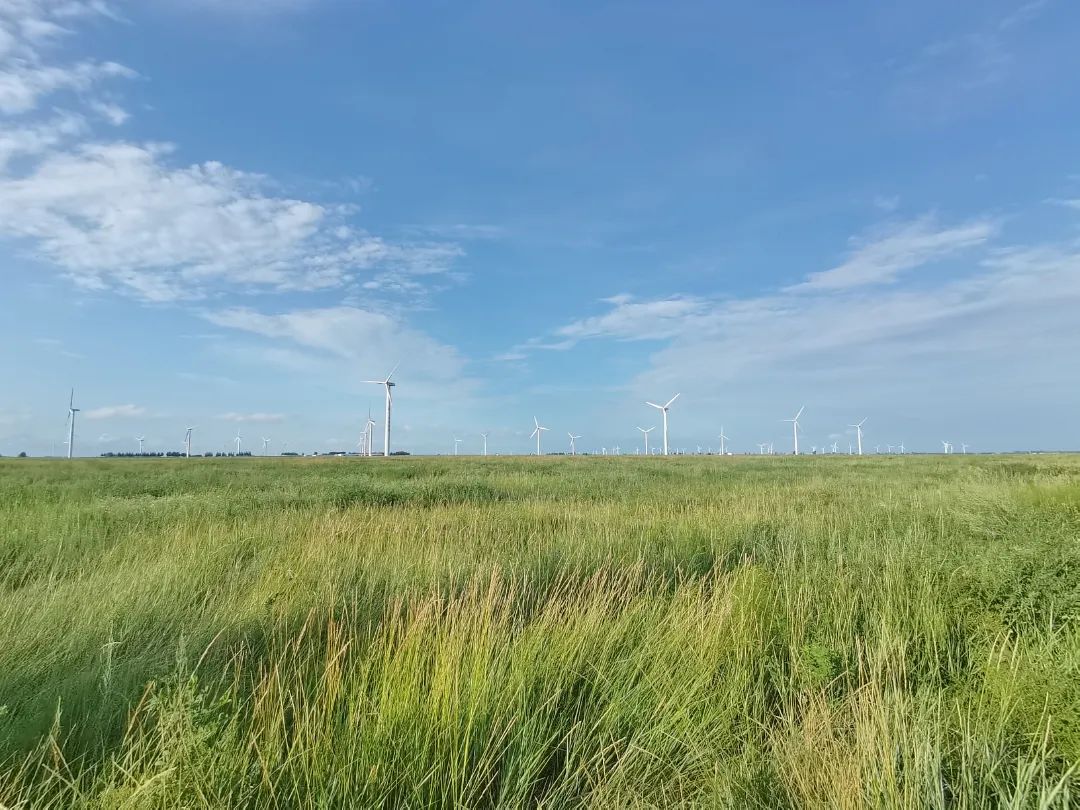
{"left": 0, "top": 454, "right": 1078, "bottom": 808}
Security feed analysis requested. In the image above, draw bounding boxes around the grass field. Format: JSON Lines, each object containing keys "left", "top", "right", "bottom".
{"left": 0, "top": 454, "right": 1078, "bottom": 808}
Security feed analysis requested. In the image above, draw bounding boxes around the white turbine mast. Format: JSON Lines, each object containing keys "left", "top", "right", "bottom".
{"left": 364, "top": 408, "right": 377, "bottom": 457}
{"left": 530, "top": 417, "right": 549, "bottom": 456}
{"left": 718, "top": 426, "right": 729, "bottom": 455}
{"left": 363, "top": 363, "right": 399, "bottom": 457}
{"left": 65, "top": 389, "right": 79, "bottom": 459}
{"left": 262, "top": 437, "right": 271, "bottom": 455}
{"left": 135, "top": 435, "right": 145, "bottom": 454}
{"left": 481, "top": 431, "right": 489, "bottom": 457}
{"left": 783, "top": 406, "right": 804, "bottom": 455}
{"left": 644, "top": 393, "right": 680, "bottom": 456}
{"left": 234, "top": 431, "right": 243, "bottom": 455}
{"left": 568, "top": 433, "right": 581, "bottom": 455}
{"left": 184, "top": 426, "right": 195, "bottom": 458}
{"left": 454, "top": 437, "right": 462, "bottom": 456}
{"left": 849, "top": 417, "right": 868, "bottom": 456}
{"left": 942, "top": 440, "right": 951, "bottom": 454}
{"left": 637, "top": 426, "right": 655, "bottom": 455}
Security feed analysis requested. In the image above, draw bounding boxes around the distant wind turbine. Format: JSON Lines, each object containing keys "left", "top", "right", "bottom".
{"left": 961, "top": 443, "right": 969, "bottom": 454}
{"left": 65, "top": 389, "right": 79, "bottom": 459}
{"left": 898, "top": 441, "right": 905, "bottom": 454}
{"left": 135, "top": 435, "right": 145, "bottom": 454}
{"left": 530, "top": 417, "right": 549, "bottom": 456}
{"left": 568, "top": 433, "right": 581, "bottom": 455}
{"left": 718, "top": 426, "right": 729, "bottom": 455}
{"left": 784, "top": 406, "right": 804, "bottom": 455}
{"left": 849, "top": 418, "right": 868, "bottom": 456}
{"left": 757, "top": 442, "right": 766, "bottom": 455}
{"left": 942, "top": 440, "right": 951, "bottom": 454}
{"left": 637, "top": 426, "right": 655, "bottom": 455}
{"left": 644, "top": 394, "right": 680, "bottom": 456}
{"left": 363, "top": 364, "right": 398, "bottom": 457}
{"left": 454, "top": 437, "right": 462, "bottom": 456}
{"left": 184, "top": 427, "right": 195, "bottom": 458}
{"left": 234, "top": 431, "right": 242, "bottom": 455}
{"left": 262, "top": 437, "right": 271, "bottom": 455}
{"left": 365, "top": 409, "right": 377, "bottom": 457}
{"left": 480, "top": 432, "right": 489, "bottom": 456}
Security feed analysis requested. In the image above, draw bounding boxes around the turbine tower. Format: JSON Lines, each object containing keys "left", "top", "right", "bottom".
{"left": 262, "top": 437, "right": 271, "bottom": 455}
{"left": 784, "top": 406, "right": 804, "bottom": 455}
{"left": 65, "top": 389, "right": 79, "bottom": 459}
{"left": 363, "top": 364, "right": 398, "bottom": 457}
{"left": 365, "top": 409, "right": 377, "bottom": 457}
{"left": 644, "top": 393, "right": 680, "bottom": 456}
{"left": 718, "top": 426, "right": 729, "bottom": 455}
{"left": 234, "top": 432, "right": 242, "bottom": 455}
{"left": 942, "top": 440, "right": 951, "bottom": 454}
{"left": 135, "top": 435, "right": 145, "bottom": 454}
{"left": 454, "top": 437, "right": 462, "bottom": 456}
{"left": 184, "top": 427, "right": 195, "bottom": 458}
{"left": 568, "top": 433, "right": 581, "bottom": 455}
{"left": 849, "top": 417, "right": 868, "bottom": 456}
{"left": 637, "top": 426, "right": 655, "bottom": 455}
{"left": 480, "top": 432, "right": 489, "bottom": 457}
{"left": 530, "top": 417, "right": 549, "bottom": 456}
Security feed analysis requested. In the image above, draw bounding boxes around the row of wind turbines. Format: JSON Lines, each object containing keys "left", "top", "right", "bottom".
{"left": 60, "top": 372, "right": 970, "bottom": 458}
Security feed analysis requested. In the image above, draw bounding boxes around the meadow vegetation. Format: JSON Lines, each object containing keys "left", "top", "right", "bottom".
{"left": 0, "top": 454, "right": 1078, "bottom": 808}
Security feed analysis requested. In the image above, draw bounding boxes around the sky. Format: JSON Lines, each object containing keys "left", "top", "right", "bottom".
{"left": 1, "top": 0, "right": 1079, "bottom": 456}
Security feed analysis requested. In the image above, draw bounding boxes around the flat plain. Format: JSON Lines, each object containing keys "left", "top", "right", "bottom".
{"left": 1, "top": 455, "right": 1078, "bottom": 808}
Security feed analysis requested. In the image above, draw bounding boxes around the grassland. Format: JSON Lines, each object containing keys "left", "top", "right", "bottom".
{"left": 0, "top": 454, "right": 1078, "bottom": 808}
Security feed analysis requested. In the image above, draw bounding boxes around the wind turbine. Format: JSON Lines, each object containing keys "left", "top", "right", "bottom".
{"left": 234, "top": 431, "right": 242, "bottom": 455}
{"left": 184, "top": 427, "right": 195, "bottom": 458}
{"left": 831, "top": 441, "right": 839, "bottom": 454}
{"left": 886, "top": 444, "right": 894, "bottom": 454}
{"left": 135, "top": 435, "right": 145, "bottom": 454}
{"left": 637, "top": 426, "right": 655, "bottom": 455}
{"left": 363, "top": 364, "right": 399, "bottom": 457}
{"left": 718, "top": 426, "right": 729, "bottom": 455}
{"left": 365, "top": 409, "right": 377, "bottom": 457}
{"left": 757, "top": 442, "right": 766, "bottom": 455}
{"left": 961, "top": 443, "right": 969, "bottom": 454}
{"left": 898, "top": 441, "right": 905, "bottom": 455}
{"left": 65, "top": 389, "right": 79, "bottom": 459}
{"left": 262, "top": 437, "right": 271, "bottom": 455}
{"left": 942, "top": 440, "right": 951, "bottom": 454}
{"left": 849, "top": 418, "right": 868, "bottom": 456}
{"left": 481, "top": 432, "right": 489, "bottom": 457}
{"left": 644, "top": 394, "right": 680, "bottom": 456}
{"left": 530, "top": 417, "right": 549, "bottom": 456}
{"left": 568, "top": 433, "right": 581, "bottom": 455}
{"left": 454, "top": 437, "right": 462, "bottom": 456}
{"left": 784, "top": 406, "right": 804, "bottom": 455}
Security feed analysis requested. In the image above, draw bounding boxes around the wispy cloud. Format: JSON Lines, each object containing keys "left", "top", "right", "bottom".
{"left": 84, "top": 403, "right": 146, "bottom": 420}
{"left": 786, "top": 216, "right": 996, "bottom": 293}
{"left": 216, "top": 412, "right": 285, "bottom": 423}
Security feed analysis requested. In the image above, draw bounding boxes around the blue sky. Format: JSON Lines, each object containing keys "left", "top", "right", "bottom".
{"left": 2, "top": 0, "right": 1079, "bottom": 456}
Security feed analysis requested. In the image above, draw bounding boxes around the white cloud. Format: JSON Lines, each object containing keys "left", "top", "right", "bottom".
{"left": 0, "top": 142, "right": 462, "bottom": 301}
{"left": 205, "top": 305, "right": 467, "bottom": 383}
{"left": 786, "top": 216, "right": 996, "bottom": 293}
{"left": 84, "top": 403, "right": 146, "bottom": 419}
{"left": 216, "top": 412, "right": 285, "bottom": 423}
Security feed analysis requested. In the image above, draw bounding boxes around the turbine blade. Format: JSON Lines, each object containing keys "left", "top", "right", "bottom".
{"left": 664, "top": 393, "right": 681, "bottom": 408}
{"left": 385, "top": 362, "right": 400, "bottom": 381}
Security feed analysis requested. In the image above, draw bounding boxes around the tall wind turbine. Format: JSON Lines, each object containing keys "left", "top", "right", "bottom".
{"left": 718, "top": 426, "right": 729, "bottom": 455}
{"left": 454, "top": 437, "right": 462, "bottom": 456}
{"left": 942, "top": 440, "right": 951, "bottom": 454}
{"left": 480, "top": 432, "right": 489, "bottom": 457}
{"left": 135, "top": 435, "right": 145, "bottom": 454}
{"left": 849, "top": 417, "right": 868, "bottom": 456}
{"left": 262, "top": 437, "right": 271, "bottom": 455}
{"left": 184, "top": 427, "right": 195, "bottom": 458}
{"left": 530, "top": 417, "right": 549, "bottom": 456}
{"left": 644, "top": 394, "right": 680, "bottom": 456}
{"left": 637, "top": 426, "right": 655, "bottom": 455}
{"left": 784, "top": 406, "right": 804, "bottom": 455}
{"left": 234, "top": 431, "right": 242, "bottom": 455}
{"left": 363, "top": 364, "right": 398, "bottom": 457}
{"left": 65, "top": 389, "right": 79, "bottom": 459}
{"left": 961, "top": 443, "right": 969, "bottom": 454}
{"left": 568, "top": 433, "right": 581, "bottom": 456}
